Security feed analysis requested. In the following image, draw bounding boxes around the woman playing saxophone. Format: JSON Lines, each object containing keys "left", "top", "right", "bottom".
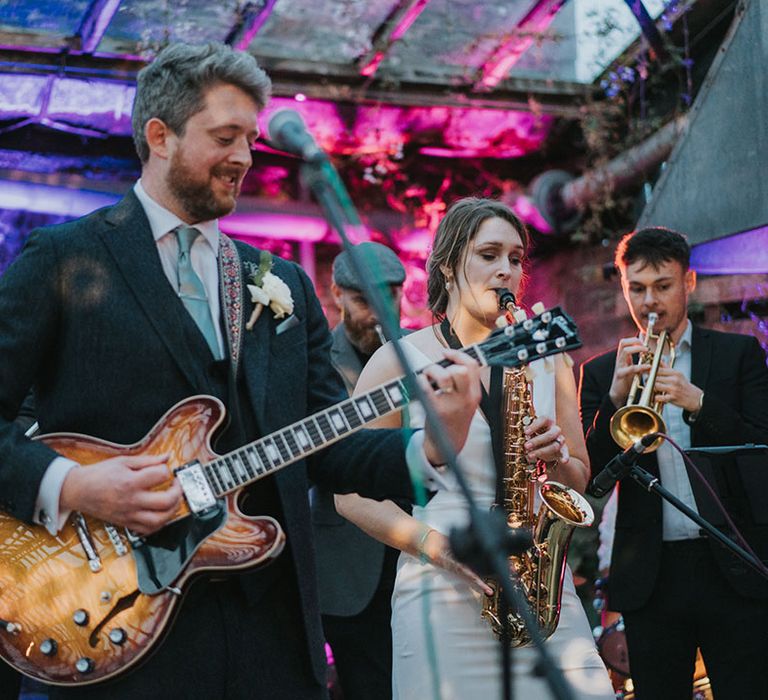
{"left": 335, "top": 197, "right": 613, "bottom": 699}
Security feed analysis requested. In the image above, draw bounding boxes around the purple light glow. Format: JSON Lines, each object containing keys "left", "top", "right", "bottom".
{"left": 691, "top": 225, "right": 768, "bottom": 275}
{"left": 0, "top": 73, "right": 135, "bottom": 135}
{"left": 0, "top": 179, "right": 119, "bottom": 216}
{"left": 262, "top": 97, "right": 552, "bottom": 158}
{"left": 0, "top": 74, "right": 552, "bottom": 158}
{"left": 220, "top": 212, "right": 329, "bottom": 242}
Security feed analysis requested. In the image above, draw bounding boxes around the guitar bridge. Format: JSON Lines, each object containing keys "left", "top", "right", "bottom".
{"left": 175, "top": 461, "right": 217, "bottom": 514}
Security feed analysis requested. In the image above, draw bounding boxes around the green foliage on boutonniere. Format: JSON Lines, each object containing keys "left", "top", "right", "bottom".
{"left": 245, "top": 250, "right": 294, "bottom": 330}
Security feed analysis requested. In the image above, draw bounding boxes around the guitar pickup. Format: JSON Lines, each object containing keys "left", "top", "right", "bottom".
{"left": 175, "top": 461, "right": 217, "bottom": 515}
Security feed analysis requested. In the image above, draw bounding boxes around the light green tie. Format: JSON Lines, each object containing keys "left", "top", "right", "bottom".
{"left": 175, "top": 226, "right": 222, "bottom": 360}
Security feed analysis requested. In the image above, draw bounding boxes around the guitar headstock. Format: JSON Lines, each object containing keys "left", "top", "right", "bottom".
{"left": 478, "top": 306, "right": 581, "bottom": 368}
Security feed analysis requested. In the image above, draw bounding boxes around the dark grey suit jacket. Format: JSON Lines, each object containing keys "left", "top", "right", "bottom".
{"left": 0, "top": 191, "right": 414, "bottom": 684}
{"left": 312, "top": 325, "right": 394, "bottom": 616}
{"left": 579, "top": 324, "right": 768, "bottom": 610}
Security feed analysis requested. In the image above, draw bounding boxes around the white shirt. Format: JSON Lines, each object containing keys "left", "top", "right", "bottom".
{"left": 35, "top": 181, "right": 224, "bottom": 534}
{"left": 656, "top": 320, "right": 702, "bottom": 540}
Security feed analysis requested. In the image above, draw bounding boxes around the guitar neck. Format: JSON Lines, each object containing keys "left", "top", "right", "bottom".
{"left": 199, "top": 341, "right": 488, "bottom": 498}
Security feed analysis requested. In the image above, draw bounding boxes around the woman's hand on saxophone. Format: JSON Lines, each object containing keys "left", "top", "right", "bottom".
{"left": 523, "top": 415, "right": 570, "bottom": 468}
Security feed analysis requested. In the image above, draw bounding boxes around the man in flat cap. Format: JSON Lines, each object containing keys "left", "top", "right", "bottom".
{"left": 312, "top": 241, "right": 407, "bottom": 699}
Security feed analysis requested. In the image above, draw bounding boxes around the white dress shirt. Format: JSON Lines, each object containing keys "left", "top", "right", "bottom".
{"left": 34, "top": 181, "right": 224, "bottom": 534}
{"left": 655, "top": 320, "right": 703, "bottom": 540}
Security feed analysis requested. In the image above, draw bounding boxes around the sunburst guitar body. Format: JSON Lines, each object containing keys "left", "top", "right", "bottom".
{"left": 0, "top": 397, "right": 284, "bottom": 686}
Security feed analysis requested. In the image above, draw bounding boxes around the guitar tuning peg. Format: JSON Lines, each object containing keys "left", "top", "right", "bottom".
{"left": 531, "top": 301, "right": 546, "bottom": 315}
{"left": 513, "top": 308, "right": 527, "bottom": 323}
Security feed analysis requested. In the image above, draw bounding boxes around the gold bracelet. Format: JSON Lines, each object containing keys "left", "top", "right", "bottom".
{"left": 417, "top": 526, "right": 436, "bottom": 564}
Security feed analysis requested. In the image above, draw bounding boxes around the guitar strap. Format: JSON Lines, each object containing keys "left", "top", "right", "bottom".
{"left": 439, "top": 318, "right": 506, "bottom": 506}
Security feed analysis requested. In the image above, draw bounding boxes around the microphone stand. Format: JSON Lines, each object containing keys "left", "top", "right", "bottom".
{"left": 623, "top": 437, "right": 768, "bottom": 579}
{"left": 300, "top": 157, "right": 575, "bottom": 700}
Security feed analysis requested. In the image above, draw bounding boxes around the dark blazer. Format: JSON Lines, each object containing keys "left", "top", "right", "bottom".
{"left": 579, "top": 324, "right": 768, "bottom": 611}
{"left": 312, "top": 325, "right": 391, "bottom": 616}
{"left": 0, "top": 191, "right": 414, "bottom": 684}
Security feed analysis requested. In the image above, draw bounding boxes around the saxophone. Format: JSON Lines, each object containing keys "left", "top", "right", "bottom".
{"left": 480, "top": 302, "right": 595, "bottom": 646}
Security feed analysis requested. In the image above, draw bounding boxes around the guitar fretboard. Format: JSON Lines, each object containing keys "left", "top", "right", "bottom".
{"left": 185, "top": 306, "right": 578, "bottom": 499}
{"left": 201, "top": 344, "right": 484, "bottom": 497}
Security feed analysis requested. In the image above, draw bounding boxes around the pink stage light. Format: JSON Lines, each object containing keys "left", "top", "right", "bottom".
{"left": 220, "top": 212, "right": 329, "bottom": 242}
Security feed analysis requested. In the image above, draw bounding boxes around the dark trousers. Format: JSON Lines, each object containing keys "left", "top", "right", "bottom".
{"left": 48, "top": 572, "right": 327, "bottom": 700}
{"left": 321, "top": 549, "right": 397, "bottom": 700}
{"left": 623, "top": 539, "right": 768, "bottom": 700}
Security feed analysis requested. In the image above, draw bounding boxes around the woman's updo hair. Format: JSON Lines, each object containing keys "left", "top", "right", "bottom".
{"left": 426, "top": 197, "right": 529, "bottom": 317}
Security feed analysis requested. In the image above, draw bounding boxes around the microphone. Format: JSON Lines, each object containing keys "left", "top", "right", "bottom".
{"left": 588, "top": 434, "right": 657, "bottom": 498}
{"left": 267, "top": 109, "right": 326, "bottom": 163}
{"left": 495, "top": 288, "right": 516, "bottom": 313}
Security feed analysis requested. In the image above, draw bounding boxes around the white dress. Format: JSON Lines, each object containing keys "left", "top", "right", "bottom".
{"left": 392, "top": 343, "right": 614, "bottom": 700}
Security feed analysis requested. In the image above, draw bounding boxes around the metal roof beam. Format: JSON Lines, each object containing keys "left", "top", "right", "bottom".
{"left": 73, "top": 0, "right": 123, "bottom": 54}
{"left": 0, "top": 46, "right": 587, "bottom": 117}
{"left": 357, "top": 0, "right": 432, "bottom": 78}
{"left": 475, "top": 0, "right": 568, "bottom": 91}
{"left": 225, "top": 0, "right": 279, "bottom": 51}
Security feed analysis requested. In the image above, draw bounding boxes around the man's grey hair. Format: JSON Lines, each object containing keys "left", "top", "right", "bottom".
{"left": 131, "top": 42, "right": 272, "bottom": 163}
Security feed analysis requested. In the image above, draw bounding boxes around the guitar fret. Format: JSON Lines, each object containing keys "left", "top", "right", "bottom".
{"left": 255, "top": 443, "right": 273, "bottom": 471}
{"left": 385, "top": 380, "right": 407, "bottom": 407}
{"left": 229, "top": 455, "right": 247, "bottom": 482}
{"left": 217, "top": 461, "right": 234, "bottom": 490}
{"left": 282, "top": 429, "right": 300, "bottom": 458}
{"left": 315, "top": 413, "right": 336, "bottom": 441}
{"left": 263, "top": 438, "right": 282, "bottom": 466}
{"left": 205, "top": 463, "right": 224, "bottom": 494}
{"left": 245, "top": 446, "right": 265, "bottom": 475}
{"left": 294, "top": 424, "right": 312, "bottom": 451}
{"left": 273, "top": 433, "right": 292, "bottom": 462}
{"left": 341, "top": 401, "right": 362, "bottom": 429}
{"left": 370, "top": 388, "right": 391, "bottom": 414}
{"left": 327, "top": 408, "right": 348, "bottom": 435}
{"left": 238, "top": 449, "right": 256, "bottom": 479}
{"left": 305, "top": 419, "right": 322, "bottom": 447}
{"left": 354, "top": 395, "right": 375, "bottom": 420}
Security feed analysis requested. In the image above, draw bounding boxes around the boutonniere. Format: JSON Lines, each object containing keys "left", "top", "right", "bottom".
{"left": 244, "top": 251, "right": 294, "bottom": 330}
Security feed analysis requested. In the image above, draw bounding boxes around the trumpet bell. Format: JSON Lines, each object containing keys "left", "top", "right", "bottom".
{"left": 609, "top": 404, "right": 666, "bottom": 452}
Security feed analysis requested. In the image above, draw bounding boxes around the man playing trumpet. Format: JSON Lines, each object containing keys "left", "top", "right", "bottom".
{"left": 578, "top": 226, "right": 768, "bottom": 700}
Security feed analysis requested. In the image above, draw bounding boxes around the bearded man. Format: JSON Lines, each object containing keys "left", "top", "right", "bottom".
{"left": 0, "top": 43, "right": 480, "bottom": 700}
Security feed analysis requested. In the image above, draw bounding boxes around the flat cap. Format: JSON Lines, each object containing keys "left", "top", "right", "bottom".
{"left": 332, "top": 242, "right": 406, "bottom": 290}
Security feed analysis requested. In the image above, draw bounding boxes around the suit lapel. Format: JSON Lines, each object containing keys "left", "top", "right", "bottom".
{"left": 100, "top": 192, "right": 208, "bottom": 390}
{"left": 690, "top": 324, "right": 711, "bottom": 390}
{"left": 689, "top": 324, "right": 711, "bottom": 444}
{"left": 239, "top": 253, "right": 272, "bottom": 427}
{"left": 330, "top": 327, "right": 363, "bottom": 394}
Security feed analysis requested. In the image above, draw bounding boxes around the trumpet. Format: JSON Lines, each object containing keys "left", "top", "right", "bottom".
{"left": 609, "top": 312, "right": 675, "bottom": 452}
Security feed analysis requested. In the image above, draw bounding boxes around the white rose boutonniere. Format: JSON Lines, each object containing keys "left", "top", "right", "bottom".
{"left": 245, "top": 251, "right": 295, "bottom": 330}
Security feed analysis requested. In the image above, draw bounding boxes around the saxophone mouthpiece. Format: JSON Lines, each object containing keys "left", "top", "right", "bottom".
{"left": 495, "top": 288, "right": 516, "bottom": 313}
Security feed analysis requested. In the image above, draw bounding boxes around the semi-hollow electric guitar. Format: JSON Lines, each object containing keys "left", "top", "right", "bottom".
{"left": 0, "top": 307, "right": 581, "bottom": 686}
